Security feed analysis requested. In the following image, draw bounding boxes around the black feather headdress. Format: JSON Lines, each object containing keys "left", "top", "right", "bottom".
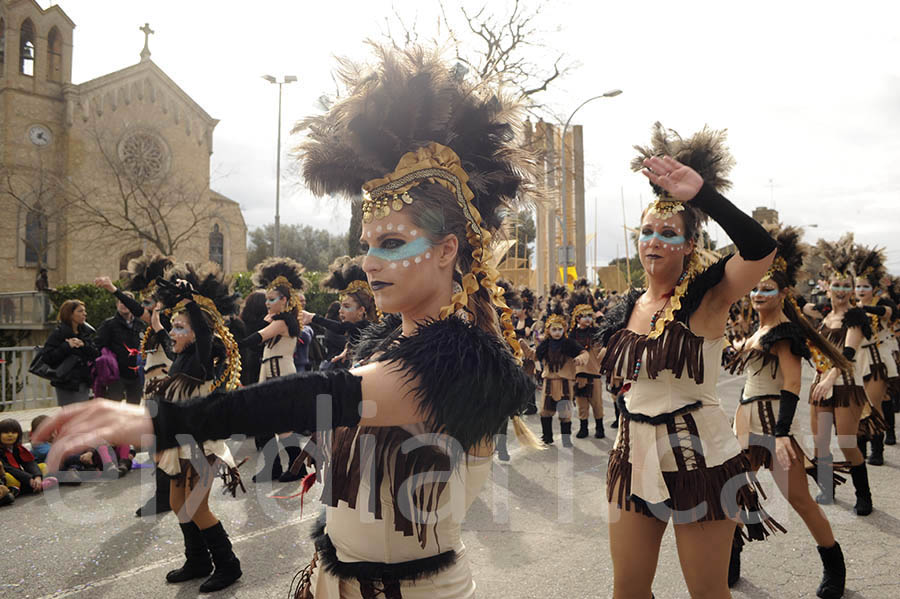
{"left": 120, "top": 254, "right": 174, "bottom": 298}
{"left": 322, "top": 256, "right": 377, "bottom": 320}
{"left": 519, "top": 286, "right": 536, "bottom": 312}
{"left": 252, "top": 257, "right": 308, "bottom": 293}
{"left": 763, "top": 225, "right": 805, "bottom": 289}
{"left": 158, "top": 262, "right": 240, "bottom": 318}
{"left": 631, "top": 122, "right": 735, "bottom": 237}
{"left": 816, "top": 234, "right": 855, "bottom": 279}
{"left": 850, "top": 243, "right": 887, "bottom": 287}
{"left": 295, "top": 44, "right": 532, "bottom": 234}
{"left": 495, "top": 279, "right": 522, "bottom": 310}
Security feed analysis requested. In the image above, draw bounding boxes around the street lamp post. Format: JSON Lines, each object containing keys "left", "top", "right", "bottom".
{"left": 262, "top": 74, "right": 298, "bottom": 257}
{"left": 559, "top": 89, "right": 622, "bottom": 283}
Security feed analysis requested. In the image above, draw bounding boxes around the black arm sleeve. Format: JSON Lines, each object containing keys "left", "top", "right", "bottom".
{"left": 689, "top": 183, "right": 777, "bottom": 261}
{"left": 184, "top": 302, "right": 212, "bottom": 380}
{"left": 239, "top": 331, "right": 262, "bottom": 348}
{"left": 842, "top": 346, "right": 856, "bottom": 361}
{"left": 148, "top": 369, "right": 362, "bottom": 451}
{"left": 863, "top": 305, "right": 887, "bottom": 316}
{"left": 114, "top": 289, "right": 146, "bottom": 319}
{"left": 312, "top": 314, "right": 349, "bottom": 335}
{"left": 773, "top": 390, "right": 799, "bottom": 437}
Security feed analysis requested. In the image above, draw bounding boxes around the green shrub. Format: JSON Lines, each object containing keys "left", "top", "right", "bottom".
{"left": 48, "top": 283, "right": 119, "bottom": 329}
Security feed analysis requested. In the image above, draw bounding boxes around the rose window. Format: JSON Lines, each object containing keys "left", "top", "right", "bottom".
{"left": 118, "top": 130, "right": 169, "bottom": 180}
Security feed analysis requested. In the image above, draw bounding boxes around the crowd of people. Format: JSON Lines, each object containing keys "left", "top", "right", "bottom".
{"left": 20, "top": 45, "right": 897, "bottom": 599}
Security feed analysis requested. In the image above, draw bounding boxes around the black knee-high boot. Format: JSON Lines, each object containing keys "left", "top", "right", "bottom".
{"left": 884, "top": 398, "right": 896, "bottom": 445}
{"left": 595, "top": 418, "right": 605, "bottom": 439}
{"left": 278, "top": 434, "right": 307, "bottom": 483}
{"left": 166, "top": 522, "right": 213, "bottom": 583}
{"left": 252, "top": 433, "right": 283, "bottom": 483}
{"left": 728, "top": 527, "right": 743, "bottom": 588}
{"left": 576, "top": 419, "right": 590, "bottom": 438}
{"left": 198, "top": 522, "right": 242, "bottom": 592}
{"left": 610, "top": 397, "right": 620, "bottom": 429}
{"left": 496, "top": 418, "right": 510, "bottom": 461}
{"left": 857, "top": 435, "right": 868, "bottom": 460}
{"left": 816, "top": 542, "right": 846, "bottom": 599}
{"left": 811, "top": 456, "right": 836, "bottom": 505}
{"left": 868, "top": 433, "right": 884, "bottom": 466}
{"left": 850, "top": 463, "right": 873, "bottom": 516}
{"left": 560, "top": 421, "right": 573, "bottom": 448}
{"left": 136, "top": 467, "right": 172, "bottom": 517}
{"left": 540, "top": 416, "right": 554, "bottom": 444}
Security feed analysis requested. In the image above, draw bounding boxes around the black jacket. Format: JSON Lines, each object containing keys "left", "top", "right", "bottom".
{"left": 95, "top": 313, "right": 147, "bottom": 380}
{"left": 43, "top": 322, "right": 99, "bottom": 389}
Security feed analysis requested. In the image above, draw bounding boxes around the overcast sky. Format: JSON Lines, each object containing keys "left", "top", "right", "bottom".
{"left": 48, "top": 0, "right": 900, "bottom": 273}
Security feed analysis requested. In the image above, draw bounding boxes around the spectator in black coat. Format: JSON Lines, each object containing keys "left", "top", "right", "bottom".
{"left": 42, "top": 300, "right": 99, "bottom": 406}
{"left": 95, "top": 291, "right": 147, "bottom": 404}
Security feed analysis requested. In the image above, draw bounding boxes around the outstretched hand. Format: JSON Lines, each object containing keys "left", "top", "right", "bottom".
{"left": 93, "top": 276, "right": 117, "bottom": 293}
{"left": 641, "top": 156, "right": 703, "bottom": 202}
{"left": 32, "top": 399, "right": 154, "bottom": 473}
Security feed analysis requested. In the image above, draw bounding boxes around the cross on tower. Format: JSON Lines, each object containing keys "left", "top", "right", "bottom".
{"left": 139, "top": 23, "right": 154, "bottom": 61}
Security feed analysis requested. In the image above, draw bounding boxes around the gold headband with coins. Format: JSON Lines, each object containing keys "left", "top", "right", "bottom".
{"left": 267, "top": 275, "right": 304, "bottom": 311}
{"left": 569, "top": 304, "right": 595, "bottom": 332}
{"left": 361, "top": 142, "right": 521, "bottom": 358}
{"left": 761, "top": 256, "right": 788, "bottom": 282}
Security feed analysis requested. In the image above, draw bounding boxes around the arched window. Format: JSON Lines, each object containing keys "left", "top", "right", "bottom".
{"left": 1, "top": 19, "right": 7, "bottom": 71}
{"left": 209, "top": 224, "right": 224, "bottom": 267}
{"left": 47, "top": 26, "right": 61, "bottom": 82}
{"left": 19, "top": 19, "right": 35, "bottom": 76}
{"left": 24, "top": 203, "right": 48, "bottom": 266}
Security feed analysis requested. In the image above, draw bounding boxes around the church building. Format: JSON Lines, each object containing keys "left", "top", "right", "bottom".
{"left": 0, "top": 0, "right": 247, "bottom": 300}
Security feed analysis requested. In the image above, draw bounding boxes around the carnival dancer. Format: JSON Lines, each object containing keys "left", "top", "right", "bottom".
{"left": 883, "top": 276, "right": 900, "bottom": 446}
{"left": 597, "top": 123, "right": 781, "bottom": 598}
{"left": 118, "top": 254, "right": 177, "bottom": 517}
{"left": 493, "top": 280, "right": 525, "bottom": 461}
{"left": 301, "top": 256, "right": 376, "bottom": 370}
{"left": 150, "top": 263, "right": 245, "bottom": 592}
{"left": 809, "top": 237, "right": 875, "bottom": 515}
{"left": 728, "top": 226, "right": 849, "bottom": 598}
{"left": 37, "top": 45, "right": 537, "bottom": 598}
{"left": 851, "top": 244, "right": 895, "bottom": 465}
{"left": 568, "top": 290, "right": 605, "bottom": 439}
{"left": 516, "top": 286, "right": 539, "bottom": 415}
{"left": 535, "top": 303, "right": 589, "bottom": 447}
{"left": 239, "top": 257, "right": 310, "bottom": 483}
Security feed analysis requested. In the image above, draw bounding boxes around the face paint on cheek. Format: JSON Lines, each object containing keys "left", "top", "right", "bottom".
{"left": 750, "top": 289, "right": 779, "bottom": 298}
{"left": 367, "top": 237, "right": 433, "bottom": 263}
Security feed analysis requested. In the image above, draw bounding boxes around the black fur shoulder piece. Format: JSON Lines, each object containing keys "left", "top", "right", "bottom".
{"left": 844, "top": 307, "right": 874, "bottom": 339}
{"left": 595, "top": 290, "right": 641, "bottom": 346}
{"left": 271, "top": 311, "right": 301, "bottom": 338}
{"left": 760, "top": 322, "right": 811, "bottom": 360}
{"left": 374, "top": 317, "right": 534, "bottom": 456}
{"left": 675, "top": 255, "right": 732, "bottom": 322}
{"left": 350, "top": 313, "right": 403, "bottom": 363}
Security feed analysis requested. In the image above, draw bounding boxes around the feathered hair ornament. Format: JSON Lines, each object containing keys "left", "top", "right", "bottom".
{"left": 762, "top": 225, "right": 805, "bottom": 289}
{"left": 252, "top": 257, "right": 308, "bottom": 312}
{"left": 496, "top": 279, "right": 522, "bottom": 310}
{"left": 519, "top": 286, "right": 536, "bottom": 312}
{"left": 322, "top": 256, "right": 377, "bottom": 321}
{"left": 156, "top": 262, "right": 241, "bottom": 391}
{"left": 850, "top": 243, "right": 887, "bottom": 288}
{"left": 543, "top": 301, "right": 567, "bottom": 331}
{"left": 567, "top": 290, "right": 595, "bottom": 332}
{"left": 294, "top": 44, "right": 532, "bottom": 355}
{"left": 631, "top": 122, "right": 735, "bottom": 235}
{"left": 120, "top": 254, "right": 174, "bottom": 299}
{"left": 816, "top": 234, "right": 855, "bottom": 279}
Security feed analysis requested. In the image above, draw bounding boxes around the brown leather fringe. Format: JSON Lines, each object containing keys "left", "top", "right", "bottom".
{"left": 600, "top": 322, "right": 705, "bottom": 383}
{"left": 727, "top": 348, "right": 777, "bottom": 377}
{"left": 858, "top": 406, "right": 887, "bottom": 438}
{"left": 808, "top": 381, "right": 867, "bottom": 408}
{"left": 316, "top": 426, "right": 451, "bottom": 549}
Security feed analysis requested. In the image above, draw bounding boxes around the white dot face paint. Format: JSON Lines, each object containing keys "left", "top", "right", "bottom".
{"left": 402, "top": 260, "right": 410, "bottom": 268}
{"left": 425, "top": 252, "right": 431, "bottom": 260}
{"left": 410, "top": 230, "right": 418, "bottom": 237}
{"left": 397, "top": 224, "right": 405, "bottom": 232}
{"left": 367, "top": 231, "right": 372, "bottom": 239}
{"left": 376, "top": 225, "right": 383, "bottom": 233}
{"left": 390, "top": 262, "right": 398, "bottom": 269}
{"left": 414, "top": 256, "right": 422, "bottom": 264}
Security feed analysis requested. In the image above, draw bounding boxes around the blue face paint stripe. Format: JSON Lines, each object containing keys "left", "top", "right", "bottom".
{"left": 366, "top": 237, "right": 432, "bottom": 261}
{"left": 639, "top": 232, "right": 686, "bottom": 245}
{"left": 750, "top": 289, "right": 779, "bottom": 297}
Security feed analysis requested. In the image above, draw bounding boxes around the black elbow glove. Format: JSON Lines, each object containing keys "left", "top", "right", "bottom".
{"left": 689, "top": 183, "right": 777, "bottom": 261}
{"left": 842, "top": 346, "right": 856, "bottom": 361}
{"left": 148, "top": 369, "right": 363, "bottom": 451}
{"left": 773, "top": 390, "right": 799, "bottom": 437}
{"left": 239, "top": 332, "right": 262, "bottom": 348}
{"left": 862, "top": 305, "right": 887, "bottom": 316}
{"left": 114, "top": 289, "right": 145, "bottom": 319}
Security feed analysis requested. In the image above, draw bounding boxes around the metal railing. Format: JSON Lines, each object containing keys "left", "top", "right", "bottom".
{"left": 0, "top": 346, "right": 56, "bottom": 411}
{"left": 0, "top": 291, "right": 55, "bottom": 330}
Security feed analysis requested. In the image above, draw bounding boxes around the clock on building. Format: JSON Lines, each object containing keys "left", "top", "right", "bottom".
{"left": 28, "top": 125, "right": 53, "bottom": 146}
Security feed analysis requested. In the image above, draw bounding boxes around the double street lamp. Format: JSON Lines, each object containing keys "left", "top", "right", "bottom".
{"left": 262, "top": 74, "right": 298, "bottom": 257}
{"left": 558, "top": 89, "right": 622, "bottom": 280}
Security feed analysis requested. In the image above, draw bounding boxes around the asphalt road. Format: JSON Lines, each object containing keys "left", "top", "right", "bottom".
{"left": 3, "top": 364, "right": 899, "bottom": 599}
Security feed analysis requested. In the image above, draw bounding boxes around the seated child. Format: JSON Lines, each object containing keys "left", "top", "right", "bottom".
{"left": 0, "top": 462, "right": 16, "bottom": 506}
{"left": 0, "top": 418, "right": 57, "bottom": 493}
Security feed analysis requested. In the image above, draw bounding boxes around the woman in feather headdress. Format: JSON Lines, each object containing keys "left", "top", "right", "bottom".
{"left": 596, "top": 122, "right": 780, "bottom": 597}
{"left": 147, "top": 263, "right": 245, "bottom": 592}
{"left": 301, "top": 256, "right": 375, "bottom": 369}
{"left": 567, "top": 290, "right": 605, "bottom": 439}
{"left": 808, "top": 236, "right": 877, "bottom": 516}
{"left": 37, "top": 45, "right": 537, "bottom": 598}
{"left": 516, "top": 285, "right": 540, "bottom": 415}
{"left": 728, "top": 225, "right": 850, "bottom": 597}
{"left": 241, "top": 257, "right": 311, "bottom": 483}
{"left": 851, "top": 243, "right": 895, "bottom": 465}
